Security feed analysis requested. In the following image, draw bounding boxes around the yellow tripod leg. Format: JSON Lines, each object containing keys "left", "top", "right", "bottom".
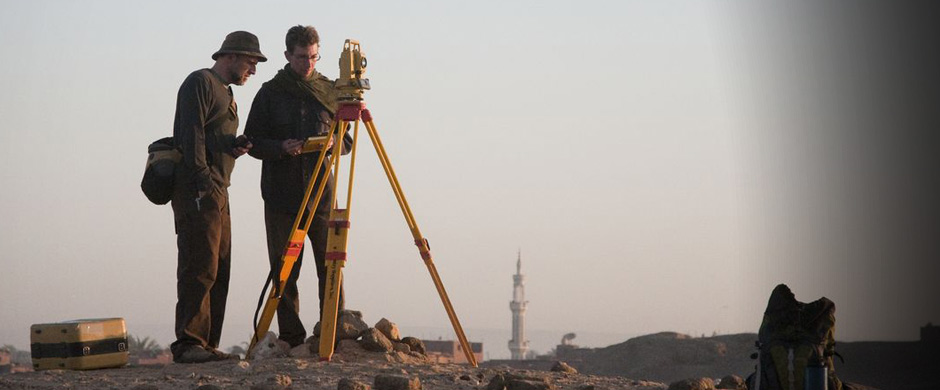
{"left": 318, "top": 208, "right": 351, "bottom": 361}
{"left": 246, "top": 229, "right": 306, "bottom": 355}
{"left": 246, "top": 119, "right": 343, "bottom": 359}
{"left": 362, "top": 116, "right": 478, "bottom": 367}
{"left": 317, "top": 108, "right": 359, "bottom": 361}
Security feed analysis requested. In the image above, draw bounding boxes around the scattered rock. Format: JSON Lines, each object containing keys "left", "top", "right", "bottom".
{"left": 341, "top": 310, "right": 370, "bottom": 339}
{"left": 305, "top": 334, "right": 320, "bottom": 345}
{"left": 338, "top": 378, "right": 372, "bottom": 390}
{"left": 668, "top": 377, "right": 716, "bottom": 390}
{"left": 457, "top": 373, "right": 479, "bottom": 385}
{"left": 487, "top": 372, "right": 556, "bottom": 390}
{"left": 360, "top": 328, "right": 394, "bottom": 352}
{"left": 337, "top": 339, "right": 365, "bottom": 352}
{"left": 393, "top": 342, "right": 411, "bottom": 354}
{"left": 374, "top": 374, "right": 421, "bottom": 390}
{"left": 233, "top": 360, "right": 251, "bottom": 372}
{"left": 385, "top": 350, "right": 428, "bottom": 364}
{"left": 250, "top": 373, "right": 293, "bottom": 390}
{"left": 375, "top": 318, "right": 402, "bottom": 341}
{"left": 717, "top": 375, "right": 745, "bottom": 389}
{"left": 550, "top": 361, "right": 578, "bottom": 374}
{"left": 400, "top": 337, "right": 426, "bottom": 355}
{"left": 289, "top": 342, "right": 313, "bottom": 358}
{"left": 251, "top": 332, "right": 290, "bottom": 360}
{"left": 312, "top": 310, "right": 370, "bottom": 340}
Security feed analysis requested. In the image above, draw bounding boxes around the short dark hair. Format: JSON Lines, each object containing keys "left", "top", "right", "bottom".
{"left": 285, "top": 25, "right": 319, "bottom": 52}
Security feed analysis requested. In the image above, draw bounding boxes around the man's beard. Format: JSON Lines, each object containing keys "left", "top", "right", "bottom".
{"left": 230, "top": 70, "right": 248, "bottom": 86}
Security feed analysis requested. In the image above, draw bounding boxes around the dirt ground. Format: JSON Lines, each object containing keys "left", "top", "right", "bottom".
{"left": 0, "top": 354, "right": 668, "bottom": 390}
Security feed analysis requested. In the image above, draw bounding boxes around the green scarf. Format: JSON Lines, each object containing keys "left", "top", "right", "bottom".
{"left": 270, "top": 64, "right": 338, "bottom": 114}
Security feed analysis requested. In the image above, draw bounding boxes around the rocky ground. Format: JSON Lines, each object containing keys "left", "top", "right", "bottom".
{"left": 2, "top": 313, "right": 669, "bottom": 390}
{"left": 5, "top": 312, "right": 921, "bottom": 390}
{"left": 0, "top": 356, "right": 668, "bottom": 390}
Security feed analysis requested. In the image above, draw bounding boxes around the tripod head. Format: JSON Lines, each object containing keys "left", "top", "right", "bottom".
{"left": 336, "top": 39, "right": 371, "bottom": 101}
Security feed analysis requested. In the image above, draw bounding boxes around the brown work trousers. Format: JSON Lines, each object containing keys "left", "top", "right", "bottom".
{"left": 169, "top": 187, "right": 231, "bottom": 357}
{"left": 264, "top": 203, "right": 344, "bottom": 347}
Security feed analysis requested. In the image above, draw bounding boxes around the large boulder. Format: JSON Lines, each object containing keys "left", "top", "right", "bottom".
{"left": 400, "top": 337, "right": 426, "bottom": 355}
{"left": 360, "top": 328, "right": 394, "bottom": 352}
{"left": 339, "top": 310, "right": 370, "bottom": 339}
{"left": 375, "top": 318, "right": 401, "bottom": 341}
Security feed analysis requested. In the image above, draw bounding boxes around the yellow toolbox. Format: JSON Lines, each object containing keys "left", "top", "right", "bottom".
{"left": 30, "top": 318, "right": 128, "bottom": 370}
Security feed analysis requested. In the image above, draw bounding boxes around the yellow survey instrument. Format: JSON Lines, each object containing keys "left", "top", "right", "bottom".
{"left": 246, "top": 39, "right": 476, "bottom": 367}
{"left": 335, "top": 39, "right": 370, "bottom": 101}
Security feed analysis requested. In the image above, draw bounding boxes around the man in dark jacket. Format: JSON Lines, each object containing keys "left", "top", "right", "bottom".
{"left": 171, "top": 31, "right": 266, "bottom": 363}
{"left": 245, "top": 25, "right": 353, "bottom": 348}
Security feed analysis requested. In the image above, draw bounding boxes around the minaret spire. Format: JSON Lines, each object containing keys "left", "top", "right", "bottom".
{"left": 508, "top": 250, "right": 529, "bottom": 360}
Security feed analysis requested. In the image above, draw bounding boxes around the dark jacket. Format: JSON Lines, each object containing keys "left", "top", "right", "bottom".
{"left": 244, "top": 76, "right": 353, "bottom": 214}
{"left": 173, "top": 69, "right": 238, "bottom": 198}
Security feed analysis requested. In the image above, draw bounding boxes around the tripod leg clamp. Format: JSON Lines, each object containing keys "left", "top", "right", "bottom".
{"left": 285, "top": 241, "right": 303, "bottom": 258}
{"left": 326, "top": 252, "right": 347, "bottom": 260}
{"left": 415, "top": 238, "right": 432, "bottom": 261}
{"left": 325, "top": 209, "right": 351, "bottom": 263}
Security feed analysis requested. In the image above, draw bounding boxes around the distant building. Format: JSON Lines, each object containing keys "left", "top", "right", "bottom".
{"left": 0, "top": 348, "right": 10, "bottom": 374}
{"left": 422, "top": 339, "right": 483, "bottom": 364}
{"left": 508, "top": 250, "right": 530, "bottom": 360}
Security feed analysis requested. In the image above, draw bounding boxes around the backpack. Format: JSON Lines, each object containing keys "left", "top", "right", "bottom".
{"left": 748, "top": 284, "right": 843, "bottom": 390}
{"left": 140, "top": 137, "right": 181, "bottom": 205}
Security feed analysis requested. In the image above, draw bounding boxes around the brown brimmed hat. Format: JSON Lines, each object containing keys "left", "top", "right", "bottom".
{"left": 212, "top": 31, "right": 267, "bottom": 62}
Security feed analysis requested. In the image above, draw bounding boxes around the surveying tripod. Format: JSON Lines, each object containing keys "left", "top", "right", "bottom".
{"left": 246, "top": 40, "right": 477, "bottom": 366}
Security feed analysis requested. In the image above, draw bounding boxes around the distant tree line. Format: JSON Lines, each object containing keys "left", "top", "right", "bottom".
{"left": 2, "top": 345, "right": 32, "bottom": 365}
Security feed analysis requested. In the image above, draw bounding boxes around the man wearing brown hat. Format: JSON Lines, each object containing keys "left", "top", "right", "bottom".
{"left": 244, "top": 25, "right": 352, "bottom": 348}
{"left": 170, "top": 30, "right": 266, "bottom": 363}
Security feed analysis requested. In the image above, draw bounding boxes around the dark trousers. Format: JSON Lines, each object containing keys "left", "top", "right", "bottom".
{"left": 169, "top": 188, "right": 230, "bottom": 356}
{"left": 264, "top": 202, "right": 344, "bottom": 347}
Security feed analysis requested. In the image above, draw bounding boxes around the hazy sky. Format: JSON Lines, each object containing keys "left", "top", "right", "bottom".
{"left": 1, "top": 1, "right": 937, "bottom": 359}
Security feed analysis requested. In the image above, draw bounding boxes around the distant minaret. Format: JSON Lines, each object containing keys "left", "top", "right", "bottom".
{"left": 508, "top": 250, "right": 530, "bottom": 360}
